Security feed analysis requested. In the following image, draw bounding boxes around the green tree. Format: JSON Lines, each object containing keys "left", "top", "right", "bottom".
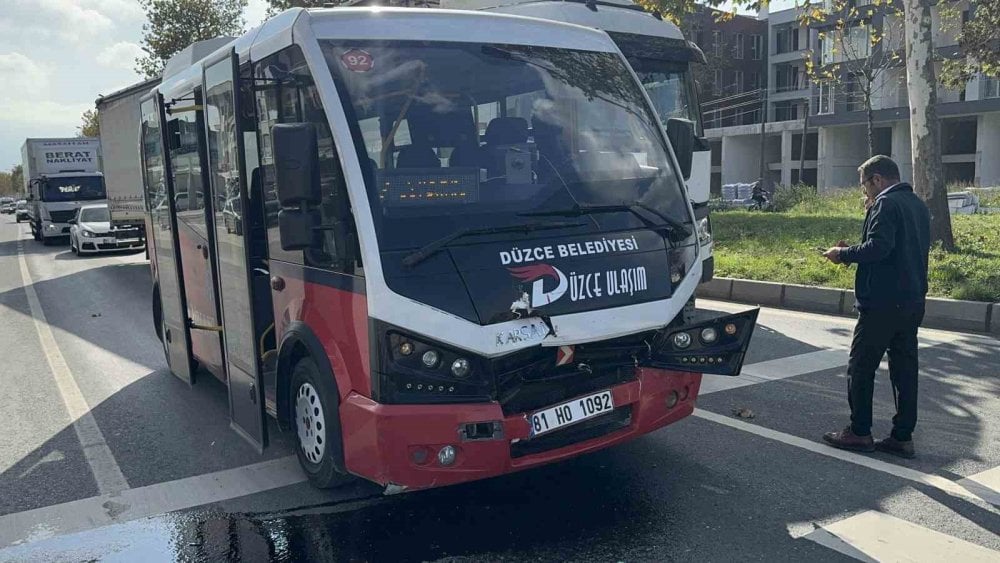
{"left": 136, "top": 0, "right": 247, "bottom": 78}
{"left": 266, "top": 0, "right": 326, "bottom": 16}
{"left": 10, "top": 165, "right": 24, "bottom": 196}
{"left": 0, "top": 172, "right": 12, "bottom": 197}
{"left": 801, "top": 0, "right": 904, "bottom": 157}
{"left": 942, "top": 0, "right": 1000, "bottom": 88}
{"left": 77, "top": 109, "right": 100, "bottom": 138}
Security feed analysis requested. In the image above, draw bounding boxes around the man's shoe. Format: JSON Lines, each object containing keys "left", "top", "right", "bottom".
{"left": 875, "top": 436, "right": 915, "bottom": 459}
{"left": 822, "top": 426, "right": 875, "bottom": 452}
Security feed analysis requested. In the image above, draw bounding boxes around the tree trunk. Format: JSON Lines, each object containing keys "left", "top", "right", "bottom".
{"left": 903, "top": 0, "right": 955, "bottom": 251}
{"left": 865, "top": 88, "right": 875, "bottom": 157}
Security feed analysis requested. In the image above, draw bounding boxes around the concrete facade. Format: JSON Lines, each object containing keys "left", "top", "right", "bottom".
{"left": 703, "top": 2, "right": 1000, "bottom": 192}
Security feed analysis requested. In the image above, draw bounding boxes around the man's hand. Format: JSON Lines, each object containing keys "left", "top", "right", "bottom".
{"left": 823, "top": 247, "right": 845, "bottom": 264}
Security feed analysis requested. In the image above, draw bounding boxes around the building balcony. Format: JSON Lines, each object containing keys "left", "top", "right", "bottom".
{"left": 769, "top": 86, "right": 812, "bottom": 102}
{"left": 770, "top": 50, "right": 808, "bottom": 64}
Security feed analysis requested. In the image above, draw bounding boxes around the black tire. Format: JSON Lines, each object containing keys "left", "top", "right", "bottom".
{"left": 290, "top": 357, "right": 354, "bottom": 489}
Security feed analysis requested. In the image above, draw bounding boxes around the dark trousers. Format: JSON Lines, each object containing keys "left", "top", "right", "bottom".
{"left": 847, "top": 305, "right": 924, "bottom": 441}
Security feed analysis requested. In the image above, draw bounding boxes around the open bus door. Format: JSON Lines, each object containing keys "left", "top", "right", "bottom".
{"left": 203, "top": 49, "right": 268, "bottom": 451}
{"left": 142, "top": 93, "right": 196, "bottom": 384}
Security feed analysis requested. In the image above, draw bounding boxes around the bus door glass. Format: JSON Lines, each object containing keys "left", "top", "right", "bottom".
{"left": 141, "top": 95, "right": 195, "bottom": 384}
{"left": 204, "top": 50, "right": 267, "bottom": 450}
{"left": 166, "top": 89, "right": 224, "bottom": 377}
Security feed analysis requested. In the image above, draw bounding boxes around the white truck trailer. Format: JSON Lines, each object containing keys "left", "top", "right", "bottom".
{"left": 96, "top": 77, "right": 162, "bottom": 250}
{"left": 22, "top": 138, "right": 107, "bottom": 245}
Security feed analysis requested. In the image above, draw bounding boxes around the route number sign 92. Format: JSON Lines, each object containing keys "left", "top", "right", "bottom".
{"left": 341, "top": 49, "right": 374, "bottom": 72}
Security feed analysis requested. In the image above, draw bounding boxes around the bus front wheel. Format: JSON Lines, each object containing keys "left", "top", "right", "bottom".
{"left": 290, "top": 357, "right": 354, "bottom": 489}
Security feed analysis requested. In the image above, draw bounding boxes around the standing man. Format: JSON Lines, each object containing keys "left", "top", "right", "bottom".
{"left": 821, "top": 155, "right": 931, "bottom": 458}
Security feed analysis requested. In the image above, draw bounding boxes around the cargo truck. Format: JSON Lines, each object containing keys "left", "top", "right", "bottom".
{"left": 96, "top": 77, "right": 162, "bottom": 251}
{"left": 22, "top": 138, "right": 107, "bottom": 245}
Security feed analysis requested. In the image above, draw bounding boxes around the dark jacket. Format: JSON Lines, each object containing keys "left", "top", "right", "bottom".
{"left": 839, "top": 183, "right": 930, "bottom": 311}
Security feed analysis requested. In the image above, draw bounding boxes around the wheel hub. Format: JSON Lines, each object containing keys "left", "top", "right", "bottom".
{"left": 295, "top": 382, "right": 326, "bottom": 464}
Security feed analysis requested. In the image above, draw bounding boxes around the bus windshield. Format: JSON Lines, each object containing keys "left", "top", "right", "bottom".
{"left": 42, "top": 176, "right": 106, "bottom": 202}
{"left": 322, "top": 40, "right": 692, "bottom": 253}
{"left": 633, "top": 60, "right": 702, "bottom": 135}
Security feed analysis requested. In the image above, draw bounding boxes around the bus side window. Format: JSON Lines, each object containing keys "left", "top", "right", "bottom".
{"left": 254, "top": 46, "right": 361, "bottom": 275}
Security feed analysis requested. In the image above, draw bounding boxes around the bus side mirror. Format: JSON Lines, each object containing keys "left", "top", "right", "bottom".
{"left": 277, "top": 208, "right": 318, "bottom": 251}
{"left": 666, "top": 118, "right": 695, "bottom": 181}
{"left": 273, "top": 123, "right": 322, "bottom": 207}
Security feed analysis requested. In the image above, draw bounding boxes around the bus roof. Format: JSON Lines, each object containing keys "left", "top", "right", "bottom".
{"left": 154, "top": 7, "right": 623, "bottom": 99}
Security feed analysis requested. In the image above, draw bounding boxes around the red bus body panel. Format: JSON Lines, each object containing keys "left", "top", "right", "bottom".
{"left": 274, "top": 271, "right": 702, "bottom": 491}
{"left": 339, "top": 368, "right": 700, "bottom": 490}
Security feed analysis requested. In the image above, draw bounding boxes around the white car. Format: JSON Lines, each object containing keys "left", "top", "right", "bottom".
{"left": 69, "top": 204, "right": 118, "bottom": 255}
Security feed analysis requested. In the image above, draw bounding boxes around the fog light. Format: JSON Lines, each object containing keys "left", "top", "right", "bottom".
{"left": 398, "top": 341, "right": 414, "bottom": 356}
{"left": 421, "top": 350, "right": 440, "bottom": 368}
{"left": 700, "top": 327, "right": 718, "bottom": 344}
{"left": 672, "top": 332, "right": 692, "bottom": 349}
{"left": 665, "top": 390, "right": 679, "bottom": 409}
{"left": 46, "top": 224, "right": 57, "bottom": 230}
{"left": 724, "top": 323, "right": 737, "bottom": 336}
{"left": 411, "top": 447, "right": 429, "bottom": 464}
{"left": 451, "top": 358, "right": 471, "bottom": 378}
{"left": 437, "top": 445, "right": 457, "bottom": 466}
{"left": 679, "top": 386, "right": 690, "bottom": 401}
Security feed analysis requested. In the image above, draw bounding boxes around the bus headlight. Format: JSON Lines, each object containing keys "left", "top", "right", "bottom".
{"left": 377, "top": 323, "right": 491, "bottom": 404}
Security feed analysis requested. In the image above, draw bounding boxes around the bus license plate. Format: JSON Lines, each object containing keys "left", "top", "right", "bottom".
{"left": 529, "top": 390, "right": 614, "bottom": 437}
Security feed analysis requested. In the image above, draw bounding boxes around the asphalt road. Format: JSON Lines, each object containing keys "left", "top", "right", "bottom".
{"left": 0, "top": 215, "right": 997, "bottom": 562}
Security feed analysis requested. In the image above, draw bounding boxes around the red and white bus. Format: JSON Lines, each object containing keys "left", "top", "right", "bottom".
{"left": 140, "top": 7, "right": 758, "bottom": 491}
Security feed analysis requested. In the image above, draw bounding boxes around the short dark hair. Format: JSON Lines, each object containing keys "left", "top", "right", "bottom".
{"left": 858, "top": 155, "right": 900, "bottom": 182}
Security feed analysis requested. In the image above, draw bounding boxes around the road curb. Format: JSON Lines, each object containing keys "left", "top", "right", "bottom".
{"left": 698, "top": 277, "right": 999, "bottom": 335}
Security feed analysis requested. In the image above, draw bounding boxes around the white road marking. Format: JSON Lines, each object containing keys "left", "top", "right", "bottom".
{"left": 0, "top": 455, "right": 307, "bottom": 549}
{"left": 692, "top": 409, "right": 1000, "bottom": 511}
{"left": 700, "top": 331, "right": 956, "bottom": 395}
{"left": 960, "top": 467, "right": 1000, "bottom": 509}
{"left": 16, "top": 241, "right": 129, "bottom": 495}
{"left": 802, "top": 510, "right": 1000, "bottom": 562}
{"left": 701, "top": 349, "right": 846, "bottom": 394}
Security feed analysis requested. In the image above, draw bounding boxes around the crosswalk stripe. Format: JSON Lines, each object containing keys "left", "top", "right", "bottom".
{"left": 0, "top": 456, "right": 306, "bottom": 550}
{"left": 960, "top": 467, "right": 1000, "bottom": 509}
{"left": 802, "top": 510, "right": 1000, "bottom": 562}
{"left": 693, "top": 409, "right": 999, "bottom": 512}
{"left": 700, "top": 330, "right": 953, "bottom": 396}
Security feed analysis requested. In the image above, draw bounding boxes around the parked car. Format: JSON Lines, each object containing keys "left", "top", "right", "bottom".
{"left": 69, "top": 204, "right": 117, "bottom": 255}
{"left": 0, "top": 202, "right": 14, "bottom": 214}
{"left": 15, "top": 200, "right": 29, "bottom": 222}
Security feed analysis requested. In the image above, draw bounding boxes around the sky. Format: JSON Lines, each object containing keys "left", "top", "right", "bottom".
{"left": 0, "top": 0, "right": 269, "bottom": 170}
{"left": 0, "top": 0, "right": 795, "bottom": 171}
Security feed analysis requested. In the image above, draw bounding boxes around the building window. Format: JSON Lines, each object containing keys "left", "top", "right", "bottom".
{"left": 734, "top": 70, "right": 744, "bottom": 92}
{"left": 845, "top": 74, "right": 864, "bottom": 111}
{"left": 774, "top": 101, "right": 799, "bottom": 121}
{"left": 818, "top": 82, "right": 834, "bottom": 114}
{"left": 985, "top": 77, "right": 1000, "bottom": 99}
{"left": 751, "top": 34, "right": 763, "bottom": 60}
{"left": 714, "top": 69, "right": 723, "bottom": 95}
{"left": 776, "top": 27, "right": 799, "bottom": 54}
{"left": 775, "top": 65, "right": 801, "bottom": 92}
{"left": 734, "top": 33, "right": 744, "bottom": 59}
{"left": 748, "top": 71, "right": 760, "bottom": 90}
{"left": 713, "top": 31, "right": 722, "bottom": 57}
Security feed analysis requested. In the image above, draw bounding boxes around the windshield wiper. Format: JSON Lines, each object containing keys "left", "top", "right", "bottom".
{"left": 520, "top": 203, "right": 691, "bottom": 241}
{"left": 402, "top": 221, "right": 586, "bottom": 268}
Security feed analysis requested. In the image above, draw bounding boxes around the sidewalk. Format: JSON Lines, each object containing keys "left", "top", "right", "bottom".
{"left": 699, "top": 277, "right": 1000, "bottom": 336}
